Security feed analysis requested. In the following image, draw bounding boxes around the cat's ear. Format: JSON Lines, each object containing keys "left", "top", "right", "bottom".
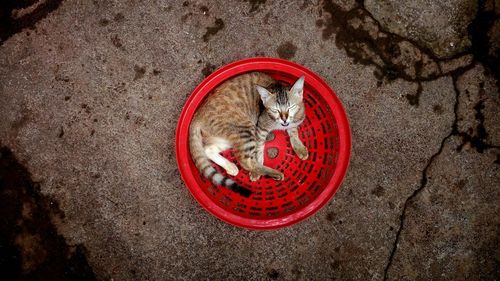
{"left": 256, "top": 85, "right": 272, "bottom": 103}
{"left": 290, "top": 76, "right": 305, "bottom": 99}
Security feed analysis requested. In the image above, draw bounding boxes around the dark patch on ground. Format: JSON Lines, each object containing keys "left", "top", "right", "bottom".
{"left": 114, "top": 13, "right": 124, "bottom": 22}
{"left": 371, "top": 185, "right": 385, "bottom": 197}
{"left": 456, "top": 99, "right": 492, "bottom": 153}
{"left": 242, "top": 0, "right": 267, "bottom": 13}
{"left": 133, "top": 65, "right": 146, "bottom": 81}
{"left": 267, "top": 268, "right": 279, "bottom": 279}
{"left": 405, "top": 83, "right": 423, "bottom": 106}
{"left": 181, "top": 12, "right": 193, "bottom": 23}
{"left": 98, "top": 18, "right": 110, "bottom": 27}
{"left": 468, "top": 0, "right": 500, "bottom": 88}
{"left": 0, "top": 146, "right": 97, "bottom": 280}
{"left": 300, "top": 0, "right": 312, "bottom": 11}
{"left": 433, "top": 104, "right": 444, "bottom": 115}
{"left": 110, "top": 34, "right": 125, "bottom": 50}
{"left": 263, "top": 12, "right": 271, "bottom": 24}
{"left": 0, "top": 0, "right": 64, "bottom": 45}
{"left": 58, "top": 126, "right": 64, "bottom": 138}
{"left": 11, "top": 109, "right": 31, "bottom": 132}
{"left": 276, "top": 42, "right": 297, "bottom": 60}
{"left": 200, "top": 6, "right": 209, "bottom": 16}
{"left": 203, "top": 18, "right": 225, "bottom": 42}
{"left": 55, "top": 75, "right": 70, "bottom": 83}
{"left": 495, "top": 154, "right": 500, "bottom": 164}
{"left": 182, "top": 1, "right": 189, "bottom": 7}
{"left": 330, "top": 259, "right": 341, "bottom": 270}
{"left": 326, "top": 212, "right": 334, "bottom": 221}
{"left": 201, "top": 63, "right": 216, "bottom": 77}
{"left": 453, "top": 79, "right": 499, "bottom": 153}
{"left": 291, "top": 265, "right": 303, "bottom": 279}
{"left": 80, "top": 104, "right": 91, "bottom": 114}
{"left": 455, "top": 179, "right": 467, "bottom": 190}
{"left": 152, "top": 69, "right": 161, "bottom": 75}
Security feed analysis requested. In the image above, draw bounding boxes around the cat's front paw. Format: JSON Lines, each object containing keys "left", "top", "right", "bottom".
{"left": 249, "top": 171, "right": 261, "bottom": 181}
{"left": 225, "top": 163, "right": 239, "bottom": 176}
{"left": 294, "top": 144, "right": 309, "bottom": 160}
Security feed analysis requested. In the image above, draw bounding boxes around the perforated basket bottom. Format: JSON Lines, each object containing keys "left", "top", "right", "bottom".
{"left": 190, "top": 71, "right": 340, "bottom": 220}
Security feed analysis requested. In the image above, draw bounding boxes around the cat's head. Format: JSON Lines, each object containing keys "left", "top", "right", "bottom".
{"left": 256, "top": 76, "right": 305, "bottom": 127}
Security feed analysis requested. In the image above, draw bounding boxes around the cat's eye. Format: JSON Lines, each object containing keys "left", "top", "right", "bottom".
{"left": 289, "top": 104, "right": 297, "bottom": 110}
{"left": 270, "top": 108, "right": 279, "bottom": 113}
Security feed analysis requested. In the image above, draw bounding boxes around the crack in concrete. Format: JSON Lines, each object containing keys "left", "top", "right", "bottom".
{"left": 382, "top": 63, "right": 500, "bottom": 279}
{"left": 315, "top": 3, "right": 499, "bottom": 276}
{"left": 382, "top": 72, "right": 463, "bottom": 280}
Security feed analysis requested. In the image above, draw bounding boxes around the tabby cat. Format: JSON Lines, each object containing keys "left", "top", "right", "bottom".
{"left": 189, "top": 72, "right": 308, "bottom": 197}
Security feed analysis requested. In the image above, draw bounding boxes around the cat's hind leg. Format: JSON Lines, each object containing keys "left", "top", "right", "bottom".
{"left": 204, "top": 138, "right": 239, "bottom": 176}
{"left": 235, "top": 142, "right": 283, "bottom": 181}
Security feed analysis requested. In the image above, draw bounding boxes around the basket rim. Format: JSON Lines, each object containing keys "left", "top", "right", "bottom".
{"left": 175, "top": 57, "right": 351, "bottom": 230}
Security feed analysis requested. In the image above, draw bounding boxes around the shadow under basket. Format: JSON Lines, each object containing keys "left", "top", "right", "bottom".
{"left": 176, "top": 58, "right": 351, "bottom": 230}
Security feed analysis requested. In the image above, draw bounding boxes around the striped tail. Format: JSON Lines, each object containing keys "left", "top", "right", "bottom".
{"left": 189, "top": 123, "right": 252, "bottom": 198}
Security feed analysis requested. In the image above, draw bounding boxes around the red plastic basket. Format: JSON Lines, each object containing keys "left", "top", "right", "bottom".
{"left": 176, "top": 58, "right": 351, "bottom": 229}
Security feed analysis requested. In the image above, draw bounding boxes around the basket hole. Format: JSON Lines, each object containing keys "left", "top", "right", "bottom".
{"left": 307, "top": 164, "right": 314, "bottom": 174}
{"left": 277, "top": 192, "right": 287, "bottom": 198}
{"left": 317, "top": 106, "right": 326, "bottom": 117}
{"left": 320, "top": 123, "right": 327, "bottom": 134}
{"left": 325, "top": 120, "right": 332, "bottom": 133}
{"left": 298, "top": 175, "right": 307, "bottom": 184}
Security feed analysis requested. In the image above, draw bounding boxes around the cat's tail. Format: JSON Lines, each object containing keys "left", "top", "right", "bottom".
{"left": 189, "top": 122, "right": 252, "bottom": 198}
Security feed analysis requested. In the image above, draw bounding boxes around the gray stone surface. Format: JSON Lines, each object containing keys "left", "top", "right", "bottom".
{"left": 0, "top": 0, "right": 498, "bottom": 280}
{"left": 387, "top": 136, "right": 499, "bottom": 280}
{"left": 365, "top": 0, "right": 478, "bottom": 58}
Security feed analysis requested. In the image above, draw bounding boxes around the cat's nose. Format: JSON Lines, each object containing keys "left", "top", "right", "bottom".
{"left": 280, "top": 113, "right": 288, "bottom": 122}
{"left": 281, "top": 121, "right": 289, "bottom": 126}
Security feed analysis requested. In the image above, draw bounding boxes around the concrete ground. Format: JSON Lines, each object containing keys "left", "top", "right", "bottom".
{"left": 1, "top": 0, "right": 499, "bottom": 280}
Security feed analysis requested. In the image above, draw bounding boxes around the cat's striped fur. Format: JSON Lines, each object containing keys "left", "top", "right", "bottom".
{"left": 189, "top": 72, "right": 307, "bottom": 197}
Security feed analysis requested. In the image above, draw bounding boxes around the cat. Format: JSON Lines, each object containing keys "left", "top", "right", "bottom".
{"left": 189, "top": 72, "right": 308, "bottom": 197}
